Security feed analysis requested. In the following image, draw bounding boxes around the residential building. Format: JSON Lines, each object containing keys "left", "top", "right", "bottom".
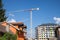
{"left": 0, "top": 22, "right": 27, "bottom": 40}
{"left": 35, "top": 23, "right": 59, "bottom": 40}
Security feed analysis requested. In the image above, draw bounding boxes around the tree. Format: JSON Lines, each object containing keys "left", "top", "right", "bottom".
{"left": 0, "top": 32, "right": 17, "bottom": 40}
{"left": 0, "top": 0, "right": 7, "bottom": 22}
{"left": 0, "top": 0, "right": 17, "bottom": 40}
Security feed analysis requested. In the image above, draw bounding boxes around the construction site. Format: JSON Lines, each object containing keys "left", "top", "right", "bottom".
{"left": 0, "top": 0, "right": 60, "bottom": 40}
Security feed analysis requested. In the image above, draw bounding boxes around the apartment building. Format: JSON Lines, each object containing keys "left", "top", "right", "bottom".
{"left": 35, "top": 23, "right": 59, "bottom": 40}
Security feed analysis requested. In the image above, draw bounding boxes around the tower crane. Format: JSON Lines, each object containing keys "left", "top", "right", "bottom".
{"left": 7, "top": 8, "right": 39, "bottom": 40}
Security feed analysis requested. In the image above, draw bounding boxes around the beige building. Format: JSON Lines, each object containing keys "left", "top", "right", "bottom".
{"left": 35, "top": 23, "right": 59, "bottom": 40}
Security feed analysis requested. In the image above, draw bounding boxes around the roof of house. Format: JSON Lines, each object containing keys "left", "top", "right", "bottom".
{"left": 10, "top": 22, "right": 27, "bottom": 28}
{"left": 10, "top": 22, "right": 23, "bottom": 25}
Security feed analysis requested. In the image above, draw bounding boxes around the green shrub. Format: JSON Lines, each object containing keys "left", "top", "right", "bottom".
{"left": 0, "top": 32, "right": 17, "bottom": 40}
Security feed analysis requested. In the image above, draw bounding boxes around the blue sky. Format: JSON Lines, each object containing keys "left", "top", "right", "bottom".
{"left": 3, "top": 0, "right": 60, "bottom": 38}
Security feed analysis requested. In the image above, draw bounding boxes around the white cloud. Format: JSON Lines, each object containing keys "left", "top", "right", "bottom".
{"left": 7, "top": 19, "right": 16, "bottom": 23}
{"left": 9, "top": 14, "right": 15, "bottom": 17}
{"left": 53, "top": 17, "right": 60, "bottom": 24}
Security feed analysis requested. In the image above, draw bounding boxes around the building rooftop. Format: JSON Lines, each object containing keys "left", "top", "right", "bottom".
{"left": 10, "top": 22, "right": 27, "bottom": 28}
{"left": 38, "top": 23, "right": 59, "bottom": 26}
{"left": 10, "top": 22, "right": 23, "bottom": 25}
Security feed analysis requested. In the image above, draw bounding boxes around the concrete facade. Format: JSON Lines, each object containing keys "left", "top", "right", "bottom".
{"left": 35, "top": 23, "right": 59, "bottom": 40}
